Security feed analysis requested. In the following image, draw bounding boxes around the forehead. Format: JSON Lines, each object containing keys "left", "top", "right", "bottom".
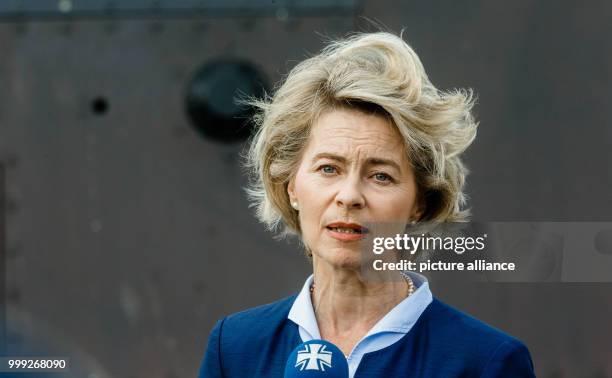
{"left": 306, "top": 108, "right": 406, "bottom": 158}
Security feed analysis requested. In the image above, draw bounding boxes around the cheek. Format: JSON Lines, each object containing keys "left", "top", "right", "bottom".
{"left": 293, "top": 178, "right": 334, "bottom": 240}
{"left": 294, "top": 171, "right": 331, "bottom": 211}
{"left": 297, "top": 208, "right": 323, "bottom": 253}
{"left": 370, "top": 188, "right": 418, "bottom": 219}
{"left": 297, "top": 194, "right": 325, "bottom": 233}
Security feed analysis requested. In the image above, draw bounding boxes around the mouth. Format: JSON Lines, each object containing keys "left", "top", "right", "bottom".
{"left": 325, "top": 222, "right": 370, "bottom": 235}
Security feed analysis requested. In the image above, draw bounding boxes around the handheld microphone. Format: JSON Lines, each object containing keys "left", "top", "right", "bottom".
{"left": 284, "top": 339, "right": 349, "bottom": 378}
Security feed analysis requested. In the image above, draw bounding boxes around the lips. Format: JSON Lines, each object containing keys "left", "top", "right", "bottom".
{"left": 325, "top": 222, "right": 368, "bottom": 242}
{"left": 326, "top": 222, "right": 369, "bottom": 236}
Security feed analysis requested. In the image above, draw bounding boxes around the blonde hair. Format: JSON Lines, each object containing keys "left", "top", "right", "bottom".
{"left": 244, "top": 31, "right": 478, "bottom": 238}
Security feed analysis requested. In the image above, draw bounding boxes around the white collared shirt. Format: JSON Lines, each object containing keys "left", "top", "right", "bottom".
{"left": 287, "top": 271, "right": 433, "bottom": 378}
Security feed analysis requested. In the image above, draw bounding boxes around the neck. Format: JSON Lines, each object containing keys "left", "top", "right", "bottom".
{"left": 310, "top": 257, "right": 412, "bottom": 341}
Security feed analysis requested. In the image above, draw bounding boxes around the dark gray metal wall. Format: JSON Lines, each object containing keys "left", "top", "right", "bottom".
{"left": 0, "top": 1, "right": 611, "bottom": 377}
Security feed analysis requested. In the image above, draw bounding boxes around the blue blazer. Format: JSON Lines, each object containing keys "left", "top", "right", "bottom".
{"left": 198, "top": 295, "right": 535, "bottom": 377}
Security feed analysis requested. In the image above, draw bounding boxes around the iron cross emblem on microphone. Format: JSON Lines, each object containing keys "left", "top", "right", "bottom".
{"left": 295, "top": 343, "right": 333, "bottom": 371}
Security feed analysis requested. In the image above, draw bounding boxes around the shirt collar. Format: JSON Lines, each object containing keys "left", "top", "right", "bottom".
{"left": 287, "top": 274, "right": 321, "bottom": 340}
{"left": 287, "top": 271, "right": 433, "bottom": 339}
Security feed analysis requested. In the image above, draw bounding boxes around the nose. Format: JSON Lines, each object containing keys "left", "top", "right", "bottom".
{"left": 335, "top": 175, "right": 365, "bottom": 210}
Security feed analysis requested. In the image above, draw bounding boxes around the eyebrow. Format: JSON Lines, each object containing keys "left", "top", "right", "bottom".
{"left": 311, "top": 152, "right": 402, "bottom": 171}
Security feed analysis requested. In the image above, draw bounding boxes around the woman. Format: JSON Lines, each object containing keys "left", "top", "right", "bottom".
{"left": 198, "top": 31, "right": 535, "bottom": 377}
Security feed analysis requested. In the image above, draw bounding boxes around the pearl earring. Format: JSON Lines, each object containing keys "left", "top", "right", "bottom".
{"left": 291, "top": 201, "right": 299, "bottom": 210}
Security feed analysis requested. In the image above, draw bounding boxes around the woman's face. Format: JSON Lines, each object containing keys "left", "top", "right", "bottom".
{"left": 288, "top": 108, "right": 422, "bottom": 270}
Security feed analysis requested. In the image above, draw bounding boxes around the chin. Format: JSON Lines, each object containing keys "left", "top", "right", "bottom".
{"left": 323, "top": 247, "right": 363, "bottom": 270}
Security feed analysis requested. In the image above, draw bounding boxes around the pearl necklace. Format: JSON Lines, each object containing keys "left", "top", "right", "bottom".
{"left": 310, "top": 272, "right": 415, "bottom": 297}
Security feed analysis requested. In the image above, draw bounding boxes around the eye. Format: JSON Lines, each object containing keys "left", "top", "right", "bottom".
{"left": 319, "top": 164, "right": 338, "bottom": 175}
{"left": 373, "top": 172, "right": 393, "bottom": 183}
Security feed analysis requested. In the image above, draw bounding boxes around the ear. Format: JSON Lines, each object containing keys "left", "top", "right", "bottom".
{"left": 410, "top": 194, "right": 426, "bottom": 221}
{"left": 287, "top": 177, "right": 296, "bottom": 203}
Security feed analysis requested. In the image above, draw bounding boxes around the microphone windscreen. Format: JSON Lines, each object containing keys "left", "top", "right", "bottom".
{"left": 284, "top": 339, "right": 349, "bottom": 378}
